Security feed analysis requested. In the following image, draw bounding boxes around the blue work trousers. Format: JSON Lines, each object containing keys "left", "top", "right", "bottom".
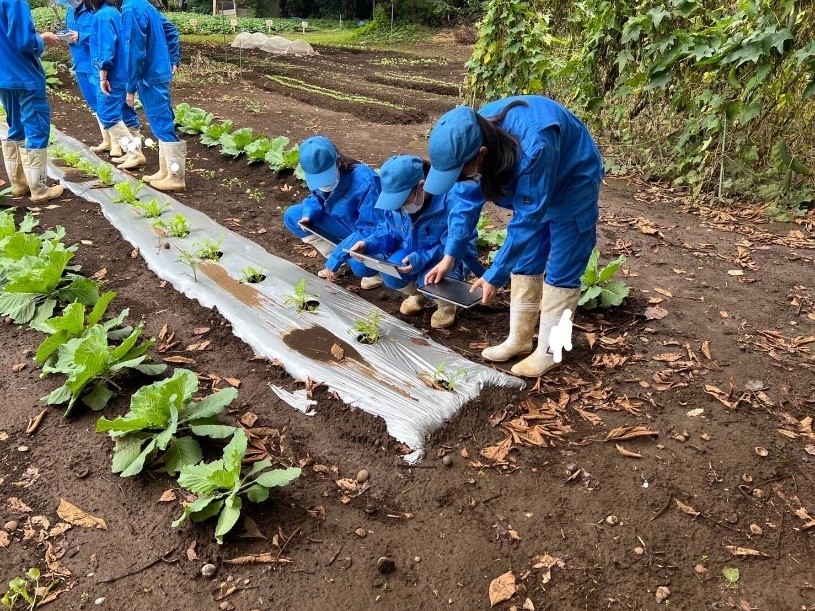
{"left": 136, "top": 80, "right": 178, "bottom": 142}
{"left": 75, "top": 71, "right": 97, "bottom": 112}
{"left": 382, "top": 248, "right": 465, "bottom": 291}
{"left": 0, "top": 87, "right": 50, "bottom": 149}
{"left": 93, "top": 78, "right": 140, "bottom": 129}
{"left": 512, "top": 179, "right": 600, "bottom": 288}
{"left": 283, "top": 203, "right": 377, "bottom": 278}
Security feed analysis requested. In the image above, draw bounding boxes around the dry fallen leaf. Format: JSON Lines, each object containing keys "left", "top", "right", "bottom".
{"left": 11, "top": 363, "right": 25, "bottom": 372}
{"left": 701, "top": 340, "right": 713, "bottom": 360}
{"left": 239, "top": 516, "right": 266, "bottom": 540}
{"left": 25, "top": 409, "right": 47, "bottom": 435}
{"left": 644, "top": 305, "right": 669, "bottom": 320}
{"left": 224, "top": 553, "right": 292, "bottom": 565}
{"left": 186, "top": 340, "right": 211, "bottom": 351}
{"left": 330, "top": 343, "right": 345, "bottom": 361}
{"left": 675, "top": 499, "right": 700, "bottom": 517}
{"left": 57, "top": 499, "right": 107, "bottom": 529}
{"left": 488, "top": 571, "right": 516, "bottom": 607}
{"left": 186, "top": 540, "right": 199, "bottom": 561}
{"left": 224, "top": 377, "right": 241, "bottom": 388}
{"left": 615, "top": 444, "right": 643, "bottom": 459}
{"left": 605, "top": 426, "right": 659, "bottom": 441}
{"left": 724, "top": 545, "right": 767, "bottom": 557}
{"left": 240, "top": 412, "right": 258, "bottom": 427}
{"left": 8, "top": 497, "right": 32, "bottom": 513}
{"left": 157, "top": 490, "right": 177, "bottom": 503}
{"left": 0, "top": 531, "right": 9, "bottom": 548}
{"left": 654, "top": 288, "right": 673, "bottom": 298}
{"left": 653, "top": 353, "right": 683, "bottom": 362}
{"left": 480, "top": 438, "right": 512, "bottom": 463}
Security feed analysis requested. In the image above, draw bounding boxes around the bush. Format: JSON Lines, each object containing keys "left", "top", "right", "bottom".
{"left": 165, "top": 11, "right": 320, "bottom": 34}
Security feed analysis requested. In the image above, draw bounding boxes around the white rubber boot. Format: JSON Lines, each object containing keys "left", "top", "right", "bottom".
{"left": 111, "top": 127, "right": 140, "bottom": 164}
{"left": 399, "top": 284, "right": 426, "bottom": 315}
{"left": 431, "top": 301, "right": 457, "bottom": 329}
{"left": 89, "top": 116, "right": 111, "bottom": 153}
{"left": 149, "top": 141, "right": 185, "bottom": 191}
{"left": 481, "top": 274, "right": 543, "bottom": 362}
{"left": 20, "top": 148, "right": 63, "bottom": 203}
{"left": 511, "top": 284, "right": 580, "bottom": 378}
{"left": 117, "top": 128, "right": 147, "bottom": 170}
{"left": 143, "top": 141, "right": 167, "bottom": 183}
{"left": 2, "top": 140, "right": 29, "bottom": 197}
{"left": 360, "top": 274, "right": 382, "bottom": 290}
{"left": 302, "top": 233, "right": 335, "bottom": 258}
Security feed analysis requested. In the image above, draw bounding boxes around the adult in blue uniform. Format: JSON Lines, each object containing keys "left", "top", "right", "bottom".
{"left": 121, "top": 0, "right": 181, "bottom": 189}
{"left": 85, "top": 0, "right": 142, "bottom": 167}
{"left": 0, "top": 0, "right": 63, "bottom": 203}
{"left": 349, "top": 155, "right": 484, "bottom": 329}
{"left": 423, "top": 96, "right": 604, "bottom": 377}
{"left": 282, "top": 136, "right": 383, "bottom": 289}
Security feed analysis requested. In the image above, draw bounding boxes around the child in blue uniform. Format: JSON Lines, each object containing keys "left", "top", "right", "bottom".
{"left": 61, "top": 0, "right": 139, "bottom": 156}
{"left": 348, "top": 155, "right": 484, "bottom": 329}
{"left": 121, "top": 0, "right": 181, "bottom": 189}
{"left": 85, "top": 0, "right": 142, "bottom": 167}
{"left": 0, "top": 0, "right": 63, "bottom": 203}
{"left": 282, "top": 136, "right": 383, "bottom": 289}
{"left": 423, "top": 95, "right": 604, "bottom": 377}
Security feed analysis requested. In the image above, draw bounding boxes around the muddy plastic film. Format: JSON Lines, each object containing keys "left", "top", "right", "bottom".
{"left": 7, "top": 125, "right": 524, "bottom": 461}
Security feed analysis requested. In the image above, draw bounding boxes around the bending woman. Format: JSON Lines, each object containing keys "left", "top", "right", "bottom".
{"left": 423, "top": 95, "right": 604, "bottom": 377}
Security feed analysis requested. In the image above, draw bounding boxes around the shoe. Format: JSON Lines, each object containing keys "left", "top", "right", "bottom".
{"left": 117, "top": 127, "right": 146, "bottom": 170}
{"left": 143, "top": 141, "right": 167, "bottom": 183}
{"left": 150, "top": 141, "right": 185, "bottom": 191}
{"left": 1, "top": 140, "right": 30, "bottom": 197}
{"left": 399, "top": 284, "right": 426, "bottom": 314}
{"left": 481, "top": 274, "right": 542, "bottom": 362}
{"left": 360, "top": 274, "right": 382, "bottom": 290}
{"left": 89, "top": 115, "right": 111, "bottom": 153}
{"left": 511, "top": 284, "right": 581, "bottom": 378}
{"left": 19, "top": 148, "right": 63, "bottom": 202}
{"left": 431, "top": 301, "right": 457, "bottom": 329}
{"left": 317, "top": 268, "right": 329, "bottom": 279}
{"left": 302, "top": 233, "right": 335, "bottom": 257}
{"left": 112, "top": 127, "right": 141, "bottom": 164}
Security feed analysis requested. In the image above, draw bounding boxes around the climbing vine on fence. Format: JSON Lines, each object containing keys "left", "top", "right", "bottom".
{"left": 466, "top": 0, "right": 815, "bottom": 213}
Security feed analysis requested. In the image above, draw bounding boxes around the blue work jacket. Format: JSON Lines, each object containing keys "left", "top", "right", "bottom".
{"left": 445, "top": 95, "right": 605, "bottom": 287}
{"left": 66, "top": 5, "right": 93, "bottom": 74}
{"left": 121, "top": 0, "right": 180, "bottom": 92}
{"left": 91, "top": 5, "right": 127, "bottom": 83}
{"left": 301, "top": 164, "right": 381, "bottom": 272}
{"left": 0, "top": 0, "right": 45, "bottom": 90}
{"left": 366, "top": 181, "right": 483, "bottom": 276}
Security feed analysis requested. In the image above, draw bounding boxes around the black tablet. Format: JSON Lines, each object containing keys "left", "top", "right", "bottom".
{"left": 418, "top": 278, "right": 483, "bottom": 308}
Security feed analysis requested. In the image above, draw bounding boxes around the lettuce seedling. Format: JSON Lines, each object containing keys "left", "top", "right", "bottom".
{"left": 32, "top": 291, "right": 131, "bottom": 365}
{"left": 172, "top": 429, "right": 301, "bottom": 544}
{"left": 113, "top": 180, "right": 145, "bottom": 205}
{"left": 579, "top": 248, "right": 629, "bottom": 309}
{"left": 42, "top": 325, "right": 166, "bottom": 414}
{"left": 154, "top": 213, "right": 190, "bottom": 238}
{"left": 200, "top": 120, "right": 234, "bottom": 147}
{"left": 219, "top": 127, "right": 260, "bottom": 158}
{"left": 178, "top": 106, "right": 213, "bottom": 135}
{"left": 96, "top": 368, "right": 237, "bottom": 477}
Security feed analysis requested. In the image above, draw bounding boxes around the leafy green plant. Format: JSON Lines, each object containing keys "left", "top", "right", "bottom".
{"left": 219, "top": 127, "right": 262, "bottom": 158}
{"left": 245, "top": 188, "right": 263, "bottom": 202}
{"left": 244, "top": 137, "right": 275, "bottom": 165}
{"left": 41, "top": 60, "right": 63, "bottom": 89}
{"left": 96, "top": 368, "right": 237, "bottom": 477}
{"left": 1, "top": 568, "right": 61, "bottom": 610}
{"left": 200, "top": 120, "right": 234, "bottom": 147}
{"left": 31, "top": 291, "right": 131, "bottom": 365}
{"left": 0, "top": 250, "right": 99, "bottom": 324}
{"left": 94, "top": 163, "right": 115, "bottom": 186}
{"left": 239, "top": 265, "right": 265, "bottom": 284}
{"left": 350, "top": 311, "right": 383, "bottom": 344}
{"left": 177, "top": 106, "right": 214, "bottom": 135}
{"left": 722, "top": 567, "right": 740, "bottom": 588}
{"left": 476, "top": 213, "right": 506, "bottom": 264}
{"left": 221, "top": 177, "right": 243, "bottom": 190}
{"left": 133, "top": 198, "right": 169, "bottom": 219}
{"left": 0, "top": 186, "right": 13, "bottom": 204}
{"left": 283, "top": 279, "right": 319, "bottom": 312}
{"left": 42, "top": 324, "right": 166, "bottom": 414}
{"left": 112, "top": 180, "right": 145, "bottom": 205}
{"left": 265, "top": 140, "right": 300, "bottom": 174}
{"left": 579, "top": 248, "right": 629, "bottom": 310}
{"left": 265, "top": 75, "right": 407, "bottom": 110}
{"left": 420, "top": 361, "right": 466, "bottom": 392}
{"left": 193, "top": 236, "right": 224, "bottom": 261}
{"left": 176, "top": 248, "right": 199, "bottom": 282}
{"left": 172, "top": 429, "right": 301, "bottom": 544}
{"left": 154, "top": 213, "right": 190, "bottom": 238}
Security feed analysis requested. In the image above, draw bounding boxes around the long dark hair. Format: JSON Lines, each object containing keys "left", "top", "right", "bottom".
{"left": 476, "top": 99, "right": 527, "bottom": 202}
{"left": 84, "top": 0, "right": 120, "bottom": 11}
{"left": 337, "top": 152, "right": 359, "bottom": 172}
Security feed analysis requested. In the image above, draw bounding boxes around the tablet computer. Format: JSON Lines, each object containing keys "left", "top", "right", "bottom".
{"left": 299, "top": 223, "right": 338, "bottom": 246}
{"left": 344, "top": 250, "right": 403, "bottom": 278}
{"left": 418, "top": 278, "right": 483, "bottom": 308}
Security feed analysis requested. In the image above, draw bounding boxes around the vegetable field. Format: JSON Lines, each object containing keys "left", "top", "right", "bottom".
{"left": 1, "top": 38, "right": 814, "bottom": 611}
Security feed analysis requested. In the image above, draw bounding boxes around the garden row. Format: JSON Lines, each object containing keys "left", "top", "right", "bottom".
{"left": 0, "top": 204, "right": 300, "bottom": 545}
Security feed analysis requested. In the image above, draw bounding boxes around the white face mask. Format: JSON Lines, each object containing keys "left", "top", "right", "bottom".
{"left": 67, "top": 0, "right": 82, "bottom": 8}
{"left": 401, "top": 188, "right": 424, "bottom": 214}
{"left": 318, "top": 174, "right": 339, "bottom": 193}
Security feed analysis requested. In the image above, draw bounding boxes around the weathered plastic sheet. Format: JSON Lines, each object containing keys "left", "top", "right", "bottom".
{"left": 5, "top": 125, "right": 524, "bottom": 462}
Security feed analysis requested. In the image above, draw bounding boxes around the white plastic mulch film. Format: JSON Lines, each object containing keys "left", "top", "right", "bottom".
{"left": 231, "top": 32, "right": 316, "bottom": 56}
{"left": 3, "top": 126, "right": 524, "bottom": 462}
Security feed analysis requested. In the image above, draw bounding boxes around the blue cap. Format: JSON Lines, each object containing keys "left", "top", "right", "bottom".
{"left": 424, "top": 106, "right": 483, "bottom": 195}
{"left": 299, "top": 136, "right": 338, "bottom": 191}
{"left": 375, "top": 155, "right": 425, "bottom": 210}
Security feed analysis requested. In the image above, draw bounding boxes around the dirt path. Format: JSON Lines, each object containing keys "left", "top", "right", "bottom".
{"left": 1, "top": 42, "right": 814, "bottom": 611}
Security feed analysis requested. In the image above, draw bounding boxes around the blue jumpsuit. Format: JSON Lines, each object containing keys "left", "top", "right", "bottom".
{"left": 121, "top": 0, "right": 180, "bottom": 142}
{"left": 445, "top": 95, "right": 604, "bottom": 289}
{"left": 90, "top": 5, "right": 135, "bottom": 130}
{"left": 0, "top": 0, "right": 50, "bottom": 149}
{"left": 363, "top": 184, "right": 481, "bottom": 290}
{"left": 282, "top": 163, "right": 382, "bottom": 278}
{"left": 65, "top": 4, "right": 97, "bottom": 112}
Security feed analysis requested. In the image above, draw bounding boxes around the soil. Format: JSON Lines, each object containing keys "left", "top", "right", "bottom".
{"left": 1, "top": 40, "right": 814, "bottom": 611}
